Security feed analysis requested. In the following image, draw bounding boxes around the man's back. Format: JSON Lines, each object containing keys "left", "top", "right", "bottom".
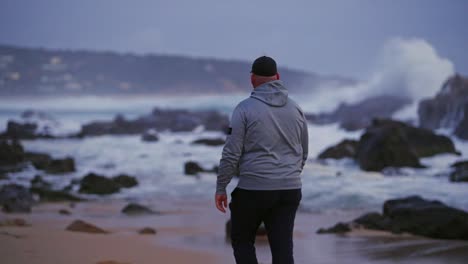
{"left": 234, "top": 80, "right": 308, "bottom": 191}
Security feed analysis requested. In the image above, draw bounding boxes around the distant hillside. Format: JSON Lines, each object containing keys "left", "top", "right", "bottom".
{"left": 0, "top": 44, "right": 353, "bottom": 96}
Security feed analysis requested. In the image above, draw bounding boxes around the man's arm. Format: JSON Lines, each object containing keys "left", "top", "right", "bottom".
{"left": 301, "top": 116, "right": 309, "bottom": 170}
{"left": 216, "top": 105, "right": 246, "bottom": 195}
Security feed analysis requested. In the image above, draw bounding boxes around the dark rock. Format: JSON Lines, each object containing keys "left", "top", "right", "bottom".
{"left": 450, "top": 160, "right": 468, "bottom": 182}
{"left": 0, "top": 173, "right": 8, "bottom": 180}
{"left": 0, "top": 139, "right": 25, "bottom": 166}
{"left": 2, "top": 121, "right": 38, "bottom": 139}
{"left": 317, "top": 223, "right": 351, "bottom": 234}
{"left": 121, "top": 203, "right": 157, "bottom": 215}
{"left": 112, "top": 174, "right": 138, "bottom": 188}
{"left": 30, "top": 175, "right": 52, "bottom": 189}
{"left": 78, "top": 173, "right": 121, "bottom": 195}
{"left": 0, "top": 184, "right": 34, "bottom": 213}
{"left": 66, "top": 219, "right": 108, "bottom": 234}
{"left": 318, "top": 139, "right": 358, "bottom": 159}
{"left": 317, "top": 196, "right": 468, "bottom": 240}
{"left": 306, "top": 95, "right": 412, "bottom": 131}
{"left": 138, "top": 227, "right": 157, "bottom": 235}
{"left": 77, "top": 108, "right": 229, "bottom": 137}
{"left": 24, "top": 152, "right": 75, "bottom": 174}
{"left": 141, "top": 129, "right": 159, "bottom": 142}
{"left": 356, "top": 119, "right": 458, "bottom": 171}
{"left": 184, "top": 161, "right": 205, "bottom": 175}
{"left": 192, "top": 138, "right": 225, "bottom": 146}
{"left": 59, "top": 209, "right": 71, "bottom": 215}
{"left": 30, "top": 175, "right": 82, "bottom": 202}
{"left": 418, "top": 74, "right": 468, "bottom": 139}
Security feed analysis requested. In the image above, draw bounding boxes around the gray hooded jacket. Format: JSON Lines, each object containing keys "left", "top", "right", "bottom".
{"left": 216, "top": 80, "right": 309, "bottom": 195}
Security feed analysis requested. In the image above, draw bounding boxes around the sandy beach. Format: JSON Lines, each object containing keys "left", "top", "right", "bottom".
{"left": 1, "top": 197, "right": 468, "bottom": 264}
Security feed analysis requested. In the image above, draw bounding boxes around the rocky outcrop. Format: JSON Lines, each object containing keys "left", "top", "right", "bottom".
{"left": 418, "top": 74, "right": 468, "bottom": 139}
{"left": 184, "top": 161, "right": 217, "bottom": 175}
{"left": 77, "top": 108, "right": 229, "bottom": 137}
{"left": 192, "top": 138, "right": 226, "bottom": 146}
{"left": 121, "top": 203, "right": 158, "bottom": 216}
{"left": 0, "top": 184, "right": 34, "bottom": 213}
{"left": 318, "top": 119, "right": 458, "bottom": 171}
{"left": 78, "top": 173, "right": 139, "bottom": 195}
{"left": 78, "top": 173, "right": 121, "bottom": 195}
{"left": 306, "top": 95, "right": 411, "bottom": 131}
{"left": 450, "top": 160, "right": 468, "bottom": 182}
{"left": 26, "top": 153, "right": 75, "bottom": 174}
{"left": 66, "top": 220, "right": 108, "bottom": 234}
{"left": 112, "top": 174, "right": 138, "bottom": 188}
{"left": 0, "top": 139, "right": 25, "bottom": 167}
{"left": 317, "top": 196, "right": 468, "bottom": 240}
{"left": 318, "top": 139, "right": 358, "bottom": 159}
{"left": 0, "top": 109, "right": 64, "bottom": 139}
{"left": 30, "top": 175, "right": 83, "bottom": 202}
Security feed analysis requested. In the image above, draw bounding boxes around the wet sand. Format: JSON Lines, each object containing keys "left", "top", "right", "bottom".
{"left": 1, "top": 198, "right": 468, "bottom": 264}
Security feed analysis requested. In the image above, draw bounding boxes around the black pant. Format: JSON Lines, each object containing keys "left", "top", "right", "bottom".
{"left": 229, "top": 187, "right": 302, "bottom": 264}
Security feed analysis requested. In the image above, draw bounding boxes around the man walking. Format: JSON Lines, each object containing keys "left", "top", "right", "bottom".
{"left": 215, "top": 56, "right": 309, "bottom": 264}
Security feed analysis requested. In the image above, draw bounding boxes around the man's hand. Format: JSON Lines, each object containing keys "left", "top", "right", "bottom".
{"left": 215, "top": 194, "right": 228, "bottom": 213}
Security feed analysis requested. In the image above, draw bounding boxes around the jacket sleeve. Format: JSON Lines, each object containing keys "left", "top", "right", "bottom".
{"left": 216, "top": 105, "right": 246, "bottom": 195}
{"left": 301, "top": 115, "right": 309, "bottom": 170}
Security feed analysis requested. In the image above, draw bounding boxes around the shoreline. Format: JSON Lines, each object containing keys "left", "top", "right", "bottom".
{"left": 2, "top": 198, "right": 468, "bottom": 264}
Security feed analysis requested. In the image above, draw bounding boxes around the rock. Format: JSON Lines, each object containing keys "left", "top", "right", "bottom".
{"left": 121, "top": 203, "right": 157, "bottom": 216}
{"left": 112, "top": 174, "right": 138, "bottom": 188}
{"left": 0, "top": 218, "right": 29, "bottom": 227}
{"left": 450, "top": 160, "right": 468, "bottom": 182}
{"left": 418, "top": 74, "right": 468, "bottom": 139}
{"left": 0, "top": 139, "right": 25, "bottom": 166}
{"left": 26, "top": 153, "right": 75, "bottom": 174}
{"left": 59, "top": 209, "right": 71, "bottom": 215}
{"left": 192, "top": 138, "right": 225, "bottom": 146}
{"left": 77, "top": 108, "right": 229, "bottom": 137}
{"left": 356, "top": 119, "right": 458, "bottom": 171}
{"left": 356, "top": 120, "right": 423, "bottom": 171}
{"left": 30, "top": 175, "right": 82, "bottom": 202}
{"left": 0, "top": 184, "right": 34, "bottom": 213}
{"left": 317, "top": 139, "right": 359, "bottom": 159}
{"left": 138, "top": 227, "right": 157, "bottom": 235}
{"left": 78, "top": 173, "right": 121, "bottom": 195}
{"left": 141, "top": 129, "right": 159, "bottom": 142}
{"left": 184, "top": 161, "right": 205, "bottom": 175}
{"left": 317, "top": 223, "right": 351, "bottom": 234}
{"left": 306, "top": 95, "right": 411, "bottom": 131}
{"left": 66, "top": 220, "right": 108, "bottom": 234}
{"left": 317, "top": 196, "right": 468, "bottom": 240}
{"left": 2, "top": 121, "right": 38, "bottom": 139}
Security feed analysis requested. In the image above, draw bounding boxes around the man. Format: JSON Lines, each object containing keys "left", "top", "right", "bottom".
{"left": 215, "top": 56, "right": 309, "bottom": 264}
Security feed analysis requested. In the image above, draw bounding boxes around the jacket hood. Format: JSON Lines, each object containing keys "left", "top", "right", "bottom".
{"left": 250, "top": 80, "right": 288, "bottom": 107}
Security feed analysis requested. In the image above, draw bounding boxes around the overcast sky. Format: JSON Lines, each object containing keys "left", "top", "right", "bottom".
{"left": 1, "top": 0, "right": 467, "bottom": 78}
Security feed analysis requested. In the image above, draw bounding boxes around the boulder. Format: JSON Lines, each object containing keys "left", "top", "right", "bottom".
{"left": 356, "top": 119, "right": 458, "bottom": 171}
{"left": 112, "top": 174, "right": 138, "bottom": 188}
{"left": 121, "top": 203, "right": 157, "bottom": 216}
{"left": 78, "top": 173, "right": 121, "bottom": 195}
{"left": 59, "top": 209, "right": 71, "bottom": 215}
{"left": 317, "top": 196, "right": 468, "bottom": 240}
{"left": 317, "top": 139, "right": 358, "bottom": 160}
{"left": 184, "top": 161, "right": 205, "bottom": 175}
{"left": 418, "top": 74, "right": 468, "bottom": 139}
{"left": 450, "top": 160, "right": 468, "bottom": 182}
{"left": 141, "top": 129, "right": 159, "bottom": 142}
{"left": 66, "top": 219, "right": 108, "bottom": 234}
{"left": 138, "top": 227, "right": 157, "bottom": 235}
{"left": 26, "top": 153, "right": 75, "bottom": 174}
{"left": 30, "top": 175, "right": 83, "bottom": 202}
{"left": 0, "top": 184, "right": 34, "bottom": 213}
{"left": 192, "top": 138, "right": 225, "bottom": 146}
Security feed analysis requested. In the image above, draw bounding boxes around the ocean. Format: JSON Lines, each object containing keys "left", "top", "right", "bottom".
{"left": 1, "top": 94, "right": 467, "bottom": 213}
